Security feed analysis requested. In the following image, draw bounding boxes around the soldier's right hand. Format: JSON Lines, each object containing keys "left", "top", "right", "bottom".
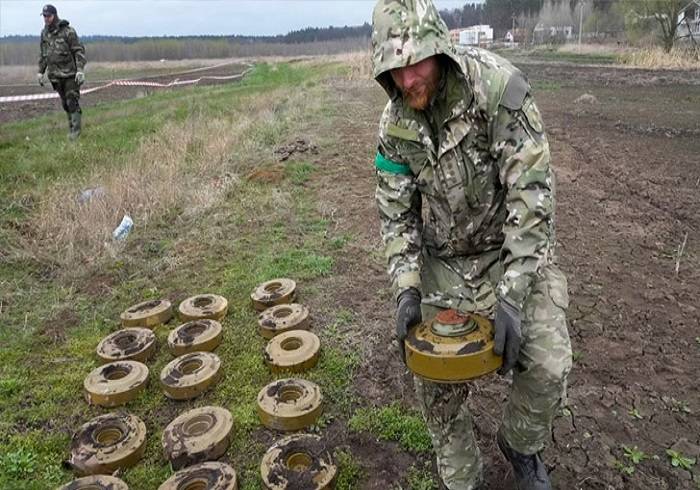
{"left": 36, "top": 73, "right": 45, "bottom": 87}
{"left": 396, "top": 287, "right": 421, "bottom": 364}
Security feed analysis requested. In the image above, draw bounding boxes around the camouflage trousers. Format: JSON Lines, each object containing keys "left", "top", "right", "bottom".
{"left": 50, "top": 76, "right": 81, "bottom": 114}
{"left": 415, "top": 253, "right": 572, "bottom": 490}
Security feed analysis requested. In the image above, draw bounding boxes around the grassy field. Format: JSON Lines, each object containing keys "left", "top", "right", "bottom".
{"left": 0, "top": 58, "right": 426, "bottom": 489}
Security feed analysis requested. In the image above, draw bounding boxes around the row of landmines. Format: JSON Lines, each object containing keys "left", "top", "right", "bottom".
{"left": 58, "top": 278, "right": 335, "bottom": 490}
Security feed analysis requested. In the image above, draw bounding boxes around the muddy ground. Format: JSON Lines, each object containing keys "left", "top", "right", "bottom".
{"left": 302, "top": 62, "right": 700, "bottom": 489}
{"left": 0, "top": 62, "right": 249, "bottom": 124}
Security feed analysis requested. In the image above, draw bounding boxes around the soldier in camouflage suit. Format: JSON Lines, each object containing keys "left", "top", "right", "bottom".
{"left": 371, "top": 1, "right": 572, "bottom": 489}
{"left": 37, "top": 4, "right": 87, "bottom": 139}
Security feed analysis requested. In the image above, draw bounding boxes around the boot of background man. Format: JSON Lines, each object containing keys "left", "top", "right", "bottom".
{"left": 69, "top": 111, "right": 81, "bottom": 140}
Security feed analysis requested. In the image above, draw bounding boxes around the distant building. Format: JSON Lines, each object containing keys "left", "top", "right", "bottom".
{"left": 449, "top": 25, "right": 494, "bottom": 46}
{"left": 678, "top": 0, "right": 700, "bottom": 39}
{"left": 533, "top": 23, "right": 574, "bottom": 44}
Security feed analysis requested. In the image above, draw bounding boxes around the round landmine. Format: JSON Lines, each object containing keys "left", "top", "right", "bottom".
{"left": 168, "top": 320, "right": 223, "bottom": 356}
{"left": 264, "top": 330, "right": 320, "bottom": 373}
{"left": 67, "top": 412, "right": 147, "bottom": 476}
{"left": 257, "top": 379, "right": 322, "bottom": 431}
{"left": 120, "top": 299, "right": 173, "bottom": 328}
{"left": 405, "top": 309, "right": 503, "bottom": 383}
{"left": 178, "top": 294, "right": 228, "bottom": 322}
{"left": 260, "top": 434, "right": 336, "bottom": 489}
{"left": 158, "top": 462, "right": 238, "bottom": 490}
{"left": 57, "top": 475, "right": 129, "bottom": 490}
{"left": 162, "top": 406, "right": 234, "bottom": 470}
{"left": 257, "top": 304, "right": 310, "bottom": 339}
{"left": 96, "top": 328, "right": 156, "bottom": 364}
{"left": 251, "top": 279, "right": 296, "bottom": 312}
{"left": 84, "top": 360, "right": 149, "bottom": 407}
{"left": 160, "top": 352, "right": 221, "bottom": 400}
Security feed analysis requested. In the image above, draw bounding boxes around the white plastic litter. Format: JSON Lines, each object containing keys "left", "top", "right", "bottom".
{"left": 112, "top": 214, "right": 134, "bottom": 241}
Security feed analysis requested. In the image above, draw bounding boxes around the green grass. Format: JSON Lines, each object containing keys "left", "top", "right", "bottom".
{"left": 496, "top": 47, "right": 617, "bottom": 65}
{"left": 406, "top": 463, "right": 439, "bottom": 490}
{"left": 335, "top": 449, "right": 364, "bottom": 489}
{"left": 0, "top": 59, "right": 355, "bottom": 489}
{"left": 285, "top": 161, "right": 317, "bottom": 185}
{"left": 349, "top": 402, "right": 432, "bottom": 454}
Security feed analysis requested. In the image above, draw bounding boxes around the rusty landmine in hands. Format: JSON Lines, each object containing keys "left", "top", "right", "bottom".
{"left": 96, "top": 327, "right": 156, "bottom": 364}
{"left": 178, "top": 294, "right": 229, "bottom": 322}
{"left": 160, "top": 351, "right": 221, "bottom": 400}
{"left": 120, "top": 299, "right": 173, "bottom": 328}
{"left": 251, "top": 279, "right": 296, "bottom": 312}
{"left": 257, "top": 304, "right": 310, "bottom": 339}
{"left": 260, "top": 434, "right": 336, "bottom": 490}
{"left": 57, "top": 475, "right": 129, "bottom": 490}
{"left": 162, "top": 406, "right": 233, "bottom": 470}
{"left": 84, "top": 360, "right": 149, "bottom": 407}
{"left": 67, "top": 412, "right": 146, "bottom": 476}
{"left": 158, "top": 461, "right": 238, "bottom": 490}
{"left": 168, "top": 319, "right": 223, "bottom": 356}
{"left": 405, "top": 309, "right": 502, "bottom": 383}
{"left": 264, "top": 330, "right": 320, "bottom": 373}
{"left": 257, "top": 379, "right": 322, "bottom": 431}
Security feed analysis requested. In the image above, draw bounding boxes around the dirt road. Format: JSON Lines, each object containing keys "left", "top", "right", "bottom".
{"left": 303, "top": 62, "right": 700, "bottom": 488}
{"left": 0, "top": 62, "right": 250, "bottom": 124}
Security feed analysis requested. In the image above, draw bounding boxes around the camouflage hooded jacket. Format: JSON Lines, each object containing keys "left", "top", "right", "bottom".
{"left": 39, "top": 19, "right": 86, "bottom": 79}
{"left": 372, "top": 0, "right": 555, "bottom": 310}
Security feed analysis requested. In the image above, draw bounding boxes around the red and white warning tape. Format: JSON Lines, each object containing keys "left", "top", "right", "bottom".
{"left": 0, "top": 68, "right": 251, "bottom": 104}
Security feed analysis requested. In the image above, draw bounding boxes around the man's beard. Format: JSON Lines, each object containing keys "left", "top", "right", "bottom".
{"left": 402, "top": 73, "right": 440, "bottom": 110}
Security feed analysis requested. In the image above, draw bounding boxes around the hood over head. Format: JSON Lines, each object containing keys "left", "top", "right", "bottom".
{"left": 371, "top": 0, "right": 462, "bottom": 98}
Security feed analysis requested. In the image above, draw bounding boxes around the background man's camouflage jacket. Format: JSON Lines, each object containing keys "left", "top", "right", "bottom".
{"left": 39, "top": 19, "right": 86, "bottom": 80}
{"left": 373, "top": 0, "right": 555, "bottom": 311}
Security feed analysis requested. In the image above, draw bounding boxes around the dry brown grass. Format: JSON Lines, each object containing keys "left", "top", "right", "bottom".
{"left": 618, "top": 46, "right": 700, "bottom": 70}
{"left": 15, "top": 87, "right": 315, "bottom": 271}
{"left": 332, "top": 50, "right": 373, "bottom": 80}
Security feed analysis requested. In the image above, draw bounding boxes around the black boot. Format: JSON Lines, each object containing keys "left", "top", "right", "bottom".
{"left": 69, "top": 112, "right": 81, "bottom": 140}
{"left": 497, "top": 432, "right": 552, "bottom": 490}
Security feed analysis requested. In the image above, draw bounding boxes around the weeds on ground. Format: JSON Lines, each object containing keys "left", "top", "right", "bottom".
{"left": 335, "top": 449, "right": 364, "bottom": 489}
{"left": 666, "top": 449, "right": 696, "bottom": 471}
{"left": 349, "top": 402, "right": 432, "bottom": 454}
{"left": 628, "top": 407, "right": 643, "bottom": 420}
{"left": 285, "top": 161, "right": 317, "bottom": 185}
{"left": 406, "top": 463, "right": 439, "bottom": 490}
{"left": 623, "top": 445, "right": 648, "bottom": 464}
{"left": 613, "top": 459, "right": 636, "bottom": 476}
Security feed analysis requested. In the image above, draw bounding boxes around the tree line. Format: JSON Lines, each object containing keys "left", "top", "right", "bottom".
{"left": 0, "top": 24, "right": 372, "bottom": 65}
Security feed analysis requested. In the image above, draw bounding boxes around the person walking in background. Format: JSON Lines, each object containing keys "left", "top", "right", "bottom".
{"left": 37, "top": 4, "right": 86, "bottom": 140}
{"left": 371, "top": 0, "right": 572, "bottom": 488}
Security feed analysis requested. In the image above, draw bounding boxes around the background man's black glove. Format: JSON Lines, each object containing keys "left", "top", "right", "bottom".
{"left": 493, "top": 299, "right": 522, "bottom": 375}
{"left": 396, "top": 287, "right": 421, "bottom": 364}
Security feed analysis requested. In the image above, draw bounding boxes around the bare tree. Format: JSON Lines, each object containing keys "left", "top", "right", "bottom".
{"left": 623, "top": 0, "right": 687, "bottom": 51}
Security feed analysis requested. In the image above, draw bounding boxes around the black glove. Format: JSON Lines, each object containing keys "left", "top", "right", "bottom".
{"left": 396, "top": 287, "right": 421, "bottom": 364}
{"left": 493, "top": 299, "right": 522, "bottom": 375}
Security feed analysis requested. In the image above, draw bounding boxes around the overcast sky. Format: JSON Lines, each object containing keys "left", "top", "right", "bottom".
{"left": 1, "top": 1, "right": 470, "bottom": 37}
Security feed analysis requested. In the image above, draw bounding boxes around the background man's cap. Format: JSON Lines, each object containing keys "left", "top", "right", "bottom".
{"left": 41, "top": 4, "right": 58, "bottom": 16}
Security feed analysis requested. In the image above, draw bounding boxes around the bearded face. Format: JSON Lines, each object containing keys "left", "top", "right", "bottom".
{"left": 390, "top": 56, "right": 442, "bottom": 111}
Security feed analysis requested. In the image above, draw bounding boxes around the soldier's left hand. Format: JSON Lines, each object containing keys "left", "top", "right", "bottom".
{"left": 493, "top": 299, "right": 522, "bottom": 375}
{"left": 75, "top": 71, "right": 85, "bottom": 85}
